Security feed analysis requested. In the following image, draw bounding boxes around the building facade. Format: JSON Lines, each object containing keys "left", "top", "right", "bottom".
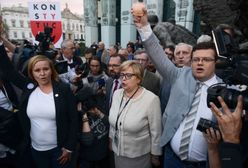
{"left": 84, "top": 0, "right": 196, "bottom": 48}
{"left": 0, "top": 4, "right": 85, "bottom": 43}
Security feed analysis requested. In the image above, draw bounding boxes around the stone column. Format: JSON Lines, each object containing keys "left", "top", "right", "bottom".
{"left": 84, "top": 0, "right": 98, "bottom": 47}
{"left": 101, "top": 0, "right": 116, "bottom": 48}
{"left": 174, "top": 0, "right": 194, "bottom": 31}
{"left": 120, "top": 0, "right": 136, "bottom": 48}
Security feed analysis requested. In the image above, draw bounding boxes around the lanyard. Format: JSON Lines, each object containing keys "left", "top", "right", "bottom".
{"left": 115, "top": 87, "right": 139, "bottom": 131}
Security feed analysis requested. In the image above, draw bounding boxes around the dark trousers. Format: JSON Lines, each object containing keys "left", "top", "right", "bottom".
{"left": 163, "top": 145, "right": 206, "bottom": 168}
{"left": 31, "top": 147, "right": 71, "bottom": 168}
{"left": 0, "top": 148, "right": 35, "bottom": 168}
{"left": 79, "top": 156, "right": 109, "bottom": 168}
{"left": 0, "top": 152, "right": 17, "bottom": 168}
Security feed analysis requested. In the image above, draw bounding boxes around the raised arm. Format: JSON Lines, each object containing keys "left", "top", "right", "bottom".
{"left": 131, "top": 3, "right": 179, "bottom": 83}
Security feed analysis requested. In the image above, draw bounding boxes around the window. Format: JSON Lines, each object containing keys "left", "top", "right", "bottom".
{"left": 67, "top": 23, "right": 70, "bottom": 30}
{"left": 22, "top": 32, "right": 25, "bottom": 38}
{"left": 76, "top": 24, "right": 78, "bottom": 31}
{"left": 29, "top": 32, "right": 32, "bottom": 38}
{"left": 20, "top": 20, "right": 24, "bottom": 28}
{"left": 80, "top": 25, "right": 82, "bottom": 32}
{"left": 72, "top": 23, "right": 75, "bottom": 30}
{"left": 11, "top": 20, "right": 16, "bottom": 27}
{"left": 13, "top": 32, "right": 17, "bottom": 38}
{"left": 27, "top": 21, "right": 30, "bottom": 28}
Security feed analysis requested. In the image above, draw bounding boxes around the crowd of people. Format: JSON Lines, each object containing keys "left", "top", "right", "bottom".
{"left": 0, "top": 3, "right": 247, "bottom": 168}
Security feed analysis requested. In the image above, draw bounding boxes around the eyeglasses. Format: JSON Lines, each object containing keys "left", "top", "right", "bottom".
{"left": 108, "top": 64, "right": 120, "bottom": 68}
{"left": 192, "top": 57, "right": 215, "bottom": 63}
{"left": 120, "top": 73, "right": 136, "bottom": 80}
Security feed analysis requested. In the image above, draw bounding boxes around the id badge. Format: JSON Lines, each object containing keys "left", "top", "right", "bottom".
{"left": 114, "top": 131, "right": 119, "bottom": 147}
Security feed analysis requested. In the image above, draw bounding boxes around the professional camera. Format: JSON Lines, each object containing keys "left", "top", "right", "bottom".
{"left": 207, "top": 28, "right": 248, "bottom": 110}
{"left": 35, "top": 26, "right": 56, "bottom": 59}
{"left": 15, "top": 26, "right": 67, "bottom": 75}
{"left": 197, "top": 28, "right": 248, "bottom": 133}
{"left": 75, "top": 86, "right": 105, "bottom": 116}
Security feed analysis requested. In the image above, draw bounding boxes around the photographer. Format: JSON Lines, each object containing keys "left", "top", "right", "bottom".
{"left": 76, "top": 86, "right": 110, "bottom": 168}
{"left": 207, "top": 95, "right": 246, "bottom": 168}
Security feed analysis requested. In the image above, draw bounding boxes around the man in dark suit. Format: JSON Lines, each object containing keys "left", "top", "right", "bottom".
{"left": 134, "top": 49, "right": 160, "bottom": 95}
{"left": 105, "top": 55, "right": 126, "bottom": 112}
{"left": 132, "top": 4, "right": 222, "bottom": 168}
{"left": 57, "top": 39, "right": 83, "bottom": 91}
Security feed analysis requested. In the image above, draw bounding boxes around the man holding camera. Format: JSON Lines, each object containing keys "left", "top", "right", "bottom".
{"left": 132, "top": 3, "right": 222, "bottom": 168}
{"left": 206, "top": 95, "right": 247, "bottom": 168}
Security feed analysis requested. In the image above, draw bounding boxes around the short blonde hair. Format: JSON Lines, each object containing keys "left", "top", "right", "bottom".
{"left": 28, "top": 55, "right": 59, "bottom": 82}
{"left": 120, "top": 60, "right": 144, "bottom": 84}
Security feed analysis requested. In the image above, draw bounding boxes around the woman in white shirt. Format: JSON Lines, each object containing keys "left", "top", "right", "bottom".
{"left": 0, "top": 48, "right": 77, "bottom": 168}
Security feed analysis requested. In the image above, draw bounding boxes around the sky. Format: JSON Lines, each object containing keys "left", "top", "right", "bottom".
{"left": 0, "top": 0, "right": 84, "bottom": 15}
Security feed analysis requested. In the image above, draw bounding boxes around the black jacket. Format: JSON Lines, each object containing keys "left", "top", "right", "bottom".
{"left": 0, "top": 44, "right": 78, "bottom": 152}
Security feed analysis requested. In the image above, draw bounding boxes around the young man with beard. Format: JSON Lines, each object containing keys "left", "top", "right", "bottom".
{"left": 105, "top": 55, "right": 126, "bottom": 112}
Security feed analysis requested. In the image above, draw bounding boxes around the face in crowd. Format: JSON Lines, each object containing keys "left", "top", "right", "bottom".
{"left": 89, "top": 58, "right": 101, "bottom": 76}
{"left": 119, "top": 61, "right": 143, "bottom": 93}
{"left": 61, "top": 40, "right": 76, "bottom": 60}
{"left": 174, "top": 43, "right": 192, "bottom": 67}
{"left": 164, "top": 47, "right": 174, "bottom": 61}
{"left": 85, "top": 53, "right": 93, "bottom": 63}
{"left": 98, "top": 42, "right": 105, "bottom": 50}
{"left": 108, "top": 46, "right": 118, "bottom": 57}
{"left": 28, "top": 55, "right": 58, "bottom": 87}
{"left": 191, "top": 48, "right": 216, "bottom": 82}
{"left": 134, "top": 52, "right": 149, "bottom": 69}
{"left": 108, "top": 56, "right": 122, "bottom": 79}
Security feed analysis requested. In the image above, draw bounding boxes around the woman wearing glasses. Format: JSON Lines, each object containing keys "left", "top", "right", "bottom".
{"left": 109, "top": 60, "right": 162, "bottom": 168}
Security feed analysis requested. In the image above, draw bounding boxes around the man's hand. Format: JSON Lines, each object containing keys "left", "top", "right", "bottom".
{"left": 204, "top": 128, "right": 221, "bottom": 151}
{"left": 131, "top": 2, "right": 149, "bottom": 28}
{"left": 210, "top": 96, "right": 243, "bottom": 144}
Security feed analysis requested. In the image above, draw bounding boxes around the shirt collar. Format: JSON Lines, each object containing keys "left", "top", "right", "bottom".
{"left": 62, "top": 55, "right": 73, "bottom": 64}
{"left": 198, "top": 75, "right": 218, "bottom": 87}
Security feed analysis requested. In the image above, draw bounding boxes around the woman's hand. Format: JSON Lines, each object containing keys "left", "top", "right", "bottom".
{"left": 58, "top": 148, "right": 71, "bottom": 165}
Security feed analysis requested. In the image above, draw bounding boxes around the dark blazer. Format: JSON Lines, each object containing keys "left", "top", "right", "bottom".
{"left": 105, "top": 78, "right": 114, "bottom": 113}
{"left": 105, "top": 77, "right": 122, "bottom": 113}
{"left": 0, "top": 45, "right": 78, "bottom": 152}
{"left": 57, "top": 54, "right": 83, "bottom": 68}
{"left": 141, "top": 69, "right": 160, "bottom": 96}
